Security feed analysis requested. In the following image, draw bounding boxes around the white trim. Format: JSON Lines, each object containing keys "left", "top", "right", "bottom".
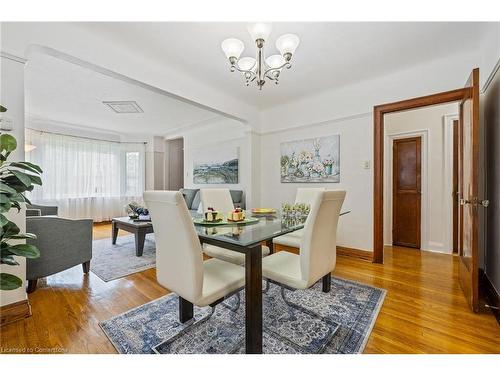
{"left": 384, "top": 129, "right": 430, "bottom": 251}
{"left": 443, "top": 114, "right": 459, "bottom": 254}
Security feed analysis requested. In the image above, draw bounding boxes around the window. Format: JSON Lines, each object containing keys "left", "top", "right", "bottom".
{"left": 25, "top": 128, "right": 145, "bottom": 221}
{"left": 125, "top": 151, "right": 141, "bottom": 196}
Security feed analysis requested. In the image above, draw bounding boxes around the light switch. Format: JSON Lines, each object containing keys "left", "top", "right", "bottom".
{"left": 362, "top": 160, "right": 371, "bottom": 169}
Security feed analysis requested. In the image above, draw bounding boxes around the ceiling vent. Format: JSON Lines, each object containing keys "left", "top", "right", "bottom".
{"left": 103, "top": 101, "right": 143, "bottom": 114}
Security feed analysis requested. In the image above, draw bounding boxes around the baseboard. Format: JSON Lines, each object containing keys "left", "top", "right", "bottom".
{"left": 273, "top": 243, "right": 373, "bottom": 261}
{"left": 0, "top": 299, "right": 32, "bottom": 326}
{"left": 337, "top": 246, "right": 373, "bottom": 261}
{"left": 480, "top": 269, "right": 500, "bottom": 324}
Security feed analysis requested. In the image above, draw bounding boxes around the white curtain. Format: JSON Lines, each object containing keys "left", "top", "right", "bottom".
{"left": 26, "top": 129, "right": 145, "bottom": 222}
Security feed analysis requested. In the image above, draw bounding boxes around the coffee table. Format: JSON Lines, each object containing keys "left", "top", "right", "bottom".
{"left": 111, "top": 217, "right": 154, "bottom": 256}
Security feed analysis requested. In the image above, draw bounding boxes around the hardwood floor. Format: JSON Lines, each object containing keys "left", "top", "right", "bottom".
{"left": 1, "top": 223, "right": 498, "bottom": 354}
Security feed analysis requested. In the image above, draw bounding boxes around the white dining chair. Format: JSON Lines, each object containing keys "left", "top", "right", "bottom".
{"left": 262, "top": 190, "right": 346, "bottom": 294}
{"left": 272, "top": 187, "right": 326, "bottom": 248}
{"left": 143, "top": 190, "right": 246, "bottom": 323}
{"left": 200, "top": 188, "right": 270, "bottom": 265}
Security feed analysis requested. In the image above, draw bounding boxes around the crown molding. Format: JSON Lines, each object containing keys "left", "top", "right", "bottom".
{"left": 0, "top": 51, "right": 26, "bottom": 64}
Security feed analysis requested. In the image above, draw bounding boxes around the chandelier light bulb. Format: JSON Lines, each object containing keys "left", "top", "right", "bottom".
{"left": 266, "top": 54, "right": 285, "bottom": 69}
{"left": 238, "top": 57, "right": 256, "bottom": 71}
{"left": 221, "top": 38, "right": 245, "bottom": 59}
{"left": 247, "top": 23, "right": 272, "bottom": 42}
{"left": 276, "top": 34, "right": 300, "bottom": 57}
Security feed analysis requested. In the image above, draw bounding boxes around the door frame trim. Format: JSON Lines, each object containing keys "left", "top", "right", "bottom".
{"left": 373, "top": 88, "right": 467, "bottom": 263}
{"left": 443, "top": 114, "right": 460, "bottom": 254}
{"left": 385, "top": 131, "right": 428, "bottom": 250}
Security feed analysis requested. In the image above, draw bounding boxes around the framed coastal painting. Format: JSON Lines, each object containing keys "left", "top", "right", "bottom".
{"left": 280, "top": 135, "right": 340, "bottom": 183}
{"left": 193, "top": 146, "right": 239, "bottom": 184}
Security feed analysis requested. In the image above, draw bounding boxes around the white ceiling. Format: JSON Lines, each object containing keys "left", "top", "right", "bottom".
{"left": 79, "top": 22, "right": 489, "bottom": 109}
{"left": 25, "top": 52, "right": 221, "bottom": 135}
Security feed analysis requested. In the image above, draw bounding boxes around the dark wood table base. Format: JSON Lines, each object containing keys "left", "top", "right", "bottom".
{"left": 111, "top": 218, "right": 154, "bottom": 257}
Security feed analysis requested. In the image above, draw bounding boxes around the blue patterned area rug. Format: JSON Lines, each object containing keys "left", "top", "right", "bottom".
{"left": 100, "top": 277, "right": 385, "bottom": 354}
{"left": 91, "top": 234, "right": 156, "bottom": 282}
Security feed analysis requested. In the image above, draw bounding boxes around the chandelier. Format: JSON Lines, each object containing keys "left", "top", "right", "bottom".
{"left": 221, "top": 23, "right": 300, "bottom": 90}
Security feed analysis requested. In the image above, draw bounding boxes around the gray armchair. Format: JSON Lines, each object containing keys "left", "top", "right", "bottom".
{"left": 179, "top": 188, "right": 246, "bottom": 212}
{"left": 26, "top": 204, "right": 58, "bottom": 217}
{"left": 26, "top": 215, "right": 93, "bottom": 293}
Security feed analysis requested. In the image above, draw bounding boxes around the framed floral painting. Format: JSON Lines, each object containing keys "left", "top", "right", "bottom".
{"left": 280, "top": 135, "right": 340, "bottom": 183}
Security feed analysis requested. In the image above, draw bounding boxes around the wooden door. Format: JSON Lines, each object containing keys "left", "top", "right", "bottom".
{"left": 168, "top": 138, "right": 184, "bottom": 190}
{"left": 393, "top": 137, "right": 421, "bottom": 248}
{"left": 458, "top": 68, "right": 480, "bottom": 312}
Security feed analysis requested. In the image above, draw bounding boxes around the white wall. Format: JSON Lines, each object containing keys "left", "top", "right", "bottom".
{"left": 258, "top": 49, "right": 480, "bottom": 253}
{"left": 175, "top": 118, "right": 254, "bottom": 207}
{"left": 260, "top": 115, "right": 374, "bottom": 251}
{"left": 384, "top": 103, "right": 458, "bottom": 253}
{"left": 0, "top": 55, "right": 28, "bottom": 307}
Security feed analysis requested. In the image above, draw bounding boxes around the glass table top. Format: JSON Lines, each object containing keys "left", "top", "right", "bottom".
{"left": 192, "top": 212, "right": 305, "bottom": 248}
{"left": 191, "top": 210, "right": 350, "bottom": 248}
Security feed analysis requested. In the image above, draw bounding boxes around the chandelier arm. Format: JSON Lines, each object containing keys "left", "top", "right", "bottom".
{"left": 263, "top": 62, "right": 292, "bottom": 76}
{"left": 231, "top": 64, "right": 257, "bottom": 77}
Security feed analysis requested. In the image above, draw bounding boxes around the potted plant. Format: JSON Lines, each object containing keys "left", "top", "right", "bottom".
{"left": 0, "top": 132, "right": 43, "bottom": 290}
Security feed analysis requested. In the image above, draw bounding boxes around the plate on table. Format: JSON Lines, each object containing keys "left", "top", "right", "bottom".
{"left": 193, "top": 217, "right": 260, "bottom": 226}
{"left": 251, "top": 208, "right": 276, "bottom": 214}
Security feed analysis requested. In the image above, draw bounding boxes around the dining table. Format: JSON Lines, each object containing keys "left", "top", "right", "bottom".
{"left": 190, "top": 210, "right": 350, "bottom": 354}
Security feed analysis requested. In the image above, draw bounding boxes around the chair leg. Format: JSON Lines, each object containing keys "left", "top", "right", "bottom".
{"left": 322, "top": 273, "right": 331, "bottom": 293}
{"left": 27, "top": 279, "right": 38, "bottom": 294}
{"left": 179, "top": 296, "right": 194, "bottom": 323}
{"left": 82, "top": 261, "right": 90, "bottom": 274}
{"left": 230, "top": 293, "right": 241, "bottom": 312}
{"left": 263, "top": 279, "right": 271, "bottom": 294}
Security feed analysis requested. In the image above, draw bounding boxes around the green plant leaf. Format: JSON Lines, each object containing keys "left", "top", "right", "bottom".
{"left": 0, "top": 213, "right": 8, "bottom": 226}
{"left": 10, "top": 170, "right": 32, "bottom": 188}
{"left": 0, "top": 134, "right": 17, "bottom": 154}
{"left": 0, "top": 182, "right": 17, "bottom": 194}
{"left": 0, "top": 200, "right": 12, "bottom": 213}
{"left": 0, "top": 193, "right": 8, "bottom": 203}
{"left": 7, "top": 244, "right": 40, "bottom": 258}
{"left": 9, "top": 233, "right": 37, "bottom": 240}
{"left": 28, "top": 174, "right": 42, "bottom": 186}
{"left": 0, "top": 256, "right": 19, "bottom": 266}
{"left": 0, "top": 105, "right": 7, "bottom": 112}
{"left": 2, "top": 175, "right": 28, "bottom": 192}
{"left": 1, "top": 220, "right": 20, "bottom": 238}
{"left": 0, "top": 273, "right": 22, "bottom": 290}
{"left": 7, "top": 162, "right": 43, "bottom": 174}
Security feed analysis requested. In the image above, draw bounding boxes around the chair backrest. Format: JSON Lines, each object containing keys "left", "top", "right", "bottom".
{"left": 200, "top": 188, "right": 235, "bottom": 215}
{"left": 295, "top": 188, "right": 326, "bottom": 205}
{"left": 299, "top": 190, "right": 346, "bottom": 287}
{"left": 143, "top": 191, "right": 203, "bottom": 303}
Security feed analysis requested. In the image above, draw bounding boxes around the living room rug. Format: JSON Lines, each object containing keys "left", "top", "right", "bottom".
{"left": 91, "top": 234, "right": 156, "bottom": 282}
{"left": 99, "top": 277, "right": 386, "bottom": 354}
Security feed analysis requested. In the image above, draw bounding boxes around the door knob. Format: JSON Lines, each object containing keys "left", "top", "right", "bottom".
{"left": 480, "top": 199, "right": 490, "bottom": 207}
